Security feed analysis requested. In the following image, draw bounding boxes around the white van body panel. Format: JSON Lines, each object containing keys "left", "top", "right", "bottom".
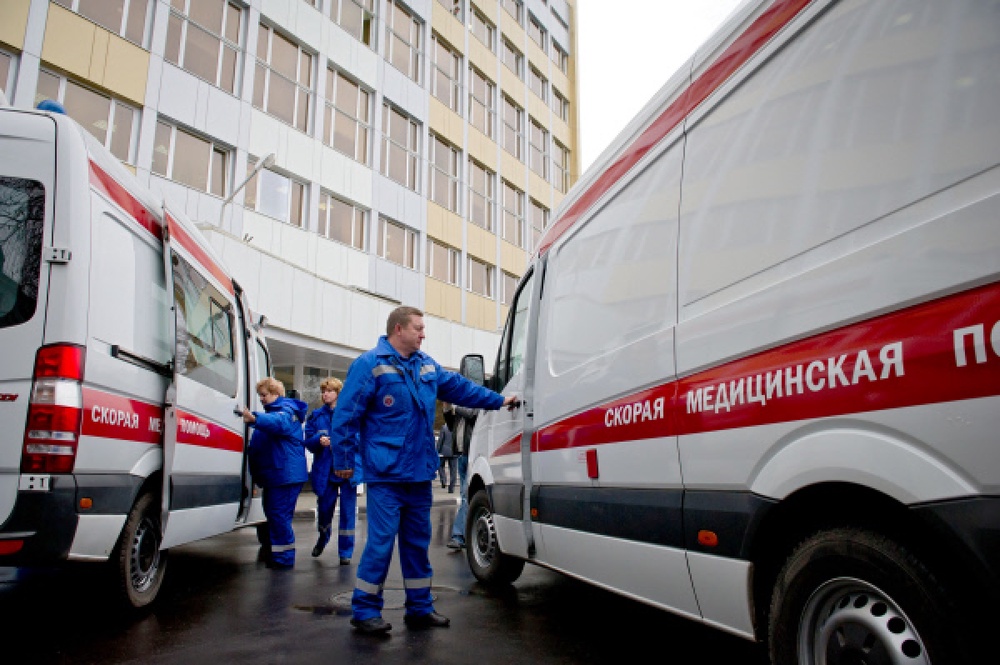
{"left": 68, "top": 514, "right": 127, "bottom": 560}
{"left": 463, "top": 0, "right": 1000, "bottom": 655}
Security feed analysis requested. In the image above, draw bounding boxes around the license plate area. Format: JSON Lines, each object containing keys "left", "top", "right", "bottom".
{"left": 19, "top": 474, "right": 51, "bottom": 492}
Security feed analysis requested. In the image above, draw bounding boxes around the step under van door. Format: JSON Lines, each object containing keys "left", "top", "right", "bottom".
{"left": 160, "top": 211, "right": 246, "bottom": 548}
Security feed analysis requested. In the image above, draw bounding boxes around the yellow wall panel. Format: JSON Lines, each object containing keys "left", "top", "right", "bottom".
{"left": 432, "top": 3, "right": 466, "bottom": 53}
{"left": 527, "top": 42, "right": 547, "bottom": 74}
{"left": 499, "top": 67, "right": 523, "bottom": 105}
{"left": 466, "top": 223, "right": 494, "bottom": 263}
{"left": 500, "top": 240, "right": 526, "bottom": 274}
{"left": 471, "top": 0, "right": 498, "bottom": 21}
{"left": 426, "top": 203, "right": 464, "bottom": 248}
{"left": 467, "top": 293, "right": 497, "bottom": 332}
{"left": 424, "top": 278, "right": 462, "bottom": 322}
{"left": 0, "top": 0, "right": 31, "bottom": 50}
{"left": 527, "top": 93, "right": 548, "bottom": 125}
{"left": 499, "top": 150, "right": 524, "bottom": 184}
{"left": 499, "top": 12, "right": 521, "bottom": 40}
{"left": 428, "top": 97, "right": 464, "bottom": 147}
{"left": 552, "top": 118, "right": 571, "bottom": 148}
{"left": 42, "top": 5, "right": 148, "bottom": 105}
{"left": 467, "top": 130, "right": 497, "bottom": 170}
{"left": 467, "top": 37, "right": 496, "bottom": 76}
{"left": 529, "top": 170, "right": 550, "bottom": 202}
{"left": 42, "top": 5, "right": 96, "bottom": 81}
{"left": 550, "top": 67, "right": 570, "bottom": 96}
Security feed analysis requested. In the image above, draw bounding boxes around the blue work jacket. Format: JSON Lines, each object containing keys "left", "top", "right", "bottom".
{"left": 248, "top": 396, "right": 309, "bottom": 488}
{"left": 330, "top": 336, "right": 505, "bottom": 483}
{"left": 304, "top": 404, "right": 363, "bottom": 488}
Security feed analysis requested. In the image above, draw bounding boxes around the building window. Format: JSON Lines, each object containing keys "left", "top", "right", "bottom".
{"left": 551, "top": 40, "right": 568, "bottom": 74}
{"left": 467, "top": 255, "right": 494, "bottom": 298}
{"left": 430, "top": 135, "right": 460, "bottom": 212}
{"left": 470, "top": 6, "right": 494, "bottom": 51}
{"left": 426, "top": 238, "right": 459, "bottom": 285}
{"left": 254, "top": 25, "right": 314, "bottom": 132}
{"left": 319, "top": 191, "right": 367, "bottom": 250}
{"left": 378, "top": 216, "right": 417, "bottom": 269}
{"left": 151, "top": 120, "right": 229, "bottom": 196}
{"left": 468, "top": 159, "right": 495, "bottom": 232}
{"left": 528, "top": 116, "right": 548, "bottom": 178}
{"left": 164, "top": 0, "right": 243, "bottom": 95}
{"left": 381, "top": 103, "right": 420, "bottom": 191}
{"left": 529, "top": 197, "right": 548, "bottom": 250}
{"left": 500, "top": 0, "right": 522, "bottom": 25}
{"left": 329, "top": 0, "right": 375, "bottom": 48}
{"left": 528, "top": 64, "right": 547, "bottom": 102}
{"left": 527, "top": 13, "right": 546, "bottom": 52}
{"left": 437, "top": 0, "right": 462, "bottom": 21}
{"left": 35, "top": 70, "right": 138, "bottom": 164}
{"left": 0, "top": 51, "right": 15, "bottom": 98}
{"left": 501, "top": 271, "right": 518, "bottom": 305}
{"left": 324, "top": 67, "right": 371, "bottom": 164}
{"left": 53, "top": 0, "right": 150, "bottom": 47}
{"left": 501, "top": 37, "right": 523, "bottom": 79}
{"left": 468, "top": 66, "right": 495, "bottom": 139}
{"left": 502, "top": 95, "right": 523, "bottom": 161}
{"left": 431, "top": 34, "right": 461, "bottom": 113}
{"left": 384, "top": 0, "right": 422, "bottom": 82}
{"left": 553, "top": 140, "right": 570, "bottom": 193}
{"left": 501, "top": 180, "right": 524, "bottom": 248}
{"left": 552, "top": 87, "right": 569, "bottom": 122}
{"left": 244, "top": 156, "right": 306, "bottom": 226}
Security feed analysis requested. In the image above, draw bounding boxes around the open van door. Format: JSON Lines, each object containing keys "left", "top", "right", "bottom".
{"left": 160, "top": 210, "right": 247, "bottom": 548}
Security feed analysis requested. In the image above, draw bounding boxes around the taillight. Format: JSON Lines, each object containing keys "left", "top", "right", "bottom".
{"left": 22, "top": 344, "right": 85, "bottom": 474}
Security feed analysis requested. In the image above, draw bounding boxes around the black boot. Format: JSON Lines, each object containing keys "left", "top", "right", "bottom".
{"left": 312, "top": 526, "right": 331, "bottom": 557}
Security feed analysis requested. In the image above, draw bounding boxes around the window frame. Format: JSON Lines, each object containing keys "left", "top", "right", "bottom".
{"left": 501, "top": 179, "right": 524, "bottom": 248}
{"left": 500, "top": 0, "right": 522, "bottom": 26}
{"left": 553, "top": 139, "right": 570, "bottom": 193}
{"left": 377, "top": 215, "right": 418, "bottom": 269}
{"left": 381, "top": 102, "right": 421, "bottom": 191}
{"left": 502, "top": 94, "right": 524, "bottom": 161}
{"left": 501, "top": 37, "right": 523, "bottom": 80}
{"left": 470, "top": 6, "right": 495, "bottom": 51}
{"left": 164, "top": 0, "right": 244, "bottom": 94}
{"left": 429, "top": 134, "right": 461, "bottom": 213}
{"left": 468, "top": 65, "right": 495, "bottom": 139}
{"left": 426, "top": 237, "right": 460, "bottom": 285}
{"left": 528, "top": 64, "right": 547, "bottom": 102}
{"left": 253, "top": 24, "right": 315, "bottom": 133}
{"left": 243, "top": 156, "right": 306, "bottom": 227}
{"left": 431, "top": 33, "right": 462, "bottom": 114}
{"left": 384, "top": 0, "right": 423, "bottom": 83}
{"left": 466, "top": 254, "right": 495, "bottom": 299}
{"left": 35, "top": 69, "right": 139, "bottom": 164}
{"left": 324, "top": 66, "right": 372, "bottom": 165}
{"left": 468, "top": 158, "right": 495, "bottom": 232}
{"left": 151, "top": 119, "right": 231, "bottom": 197}
{"left": 53, "top": 0, "right": 151, "bottom": 48}
{"left": 318, "top": 190, "right": 368, "bottom": 250}
{"left": 551, "top": 40, "right": 568, "bottom": 74}
{"left": 528, "top": 116, "right": 549, "bottom": 178}
{"left": 329, "top": 0, "right": 376, "bottom": 48}
{"left": 527, "top": 12, "right": 547, "bottom": 52}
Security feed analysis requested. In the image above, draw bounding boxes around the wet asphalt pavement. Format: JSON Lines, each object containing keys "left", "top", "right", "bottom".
{"left": 0, "top": 485, "right": 768, "bottom": 664}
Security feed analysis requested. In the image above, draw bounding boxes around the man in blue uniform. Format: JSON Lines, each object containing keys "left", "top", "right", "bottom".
{"left": 331, "top": 306, "right": 517, "bottom": 634}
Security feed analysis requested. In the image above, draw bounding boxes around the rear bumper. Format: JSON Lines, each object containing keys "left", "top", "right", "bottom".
{"left": 0, "top": 474, "right": 142, "bottom": 564}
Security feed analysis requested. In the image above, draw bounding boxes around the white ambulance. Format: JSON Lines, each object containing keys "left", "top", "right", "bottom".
{"left": 459, "top": 0, "right": 1000, "bottom": 662}
{"left": 0, "top": 104, "right": 268, "bottom": 608}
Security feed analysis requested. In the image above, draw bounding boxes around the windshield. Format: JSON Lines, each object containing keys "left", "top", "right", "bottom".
{"left": 0, "top": 176, "right": 44, "bottom": 328}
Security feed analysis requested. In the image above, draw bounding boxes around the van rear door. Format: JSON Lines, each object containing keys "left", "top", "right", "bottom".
{"left": 160, "top": 209, "right": 247, "bottom": 548}
{"left": 0, "top": 111, "right": 56, "bottom": 526}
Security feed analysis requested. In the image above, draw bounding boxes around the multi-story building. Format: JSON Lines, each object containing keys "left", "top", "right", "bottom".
{"left": 0, "top": 0, "right": 579, "bottom": 404}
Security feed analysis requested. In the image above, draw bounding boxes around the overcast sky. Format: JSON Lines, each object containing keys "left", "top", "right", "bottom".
{"left": 576, "top": 0, "right": 745, "bottom": 172}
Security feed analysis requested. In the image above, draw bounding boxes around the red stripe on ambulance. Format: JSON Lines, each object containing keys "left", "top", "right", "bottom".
{"left": 166, "top": 214, "right": 235, "bottom": 296}
{"left": 520, "top": 281, "right": 1000, "bottom": 455}
{"left": 88, "top": 160, "right": 162, "bottom": 240}
{"left": 81, "top": 388, "right": 164, "bottom": 444}
{"left": 176, "top": 409, "right": 244, "bottom": 452}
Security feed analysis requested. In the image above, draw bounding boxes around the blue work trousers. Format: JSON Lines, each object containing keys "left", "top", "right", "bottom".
{"left": 352, "top": 481, "right": 434, "bottom": 620}
{"left": 451, "top": 455, "right": 469, "bottom": 539}
{"left": 317, "top": 478, "right": 358, "bottom": 558}
{"left": 262, "top": 482, "right": 303, "bottom": 566}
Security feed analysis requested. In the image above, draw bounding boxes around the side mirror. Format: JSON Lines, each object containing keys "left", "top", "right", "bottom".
{"left": 459, "top": 354, "right": 486, "bottom": 387}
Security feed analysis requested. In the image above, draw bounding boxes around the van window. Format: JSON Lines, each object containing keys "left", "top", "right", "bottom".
{"left": 0, "top": 176, "right": 44, "bottom": 328}
{"left": 172, "top": 252, "right": 237, "bottom": 395}
{"left": 495, "top": 270, "right": 533, "bottom": 388}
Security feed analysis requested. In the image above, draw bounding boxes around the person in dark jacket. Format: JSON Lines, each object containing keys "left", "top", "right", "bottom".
{"left": 304, "top": 377, "right": 364, "bottom": 564}
{"left": 446, "top": 404, "right": 479, "bottom": 549}
{"left": 242, "top": 377, "right": 308, "bottom": 569}
{"left": 436, "top": 420, "right": 456, "bottom": 491}
{"left": 331, "top": 306, "right": 518, "bottom": 635}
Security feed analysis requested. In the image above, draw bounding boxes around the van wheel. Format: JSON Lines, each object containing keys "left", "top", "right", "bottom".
{"left": 466, "top": 489, "right": 524, "bottom": 586}
{"left": 114, "top": 491, "right": 167, "bottom": 609}
{"left": 768, "top": 528, "right": 967, "bottom": 665}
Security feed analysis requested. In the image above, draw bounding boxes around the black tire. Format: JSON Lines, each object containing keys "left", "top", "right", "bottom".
{"left": 113, "top": 491, "right": 167, "bottom": 610}
{"left": 768, "top": 527, "right": 971, "bottom": 665}
{"left": 465, "top": 489, "right": 525, "bottom": 586}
